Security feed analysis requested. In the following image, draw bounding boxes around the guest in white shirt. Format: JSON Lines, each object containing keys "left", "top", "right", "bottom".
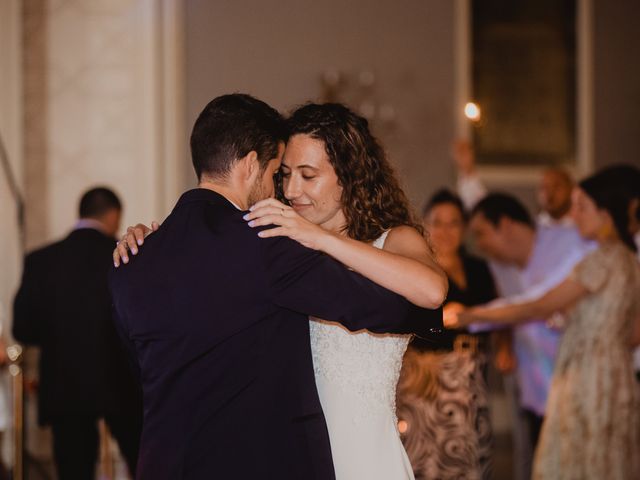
{"left": 451, "top": 140, "right": 487, "bottom": 211}
{"left": 451, "top": 140, "right": 574, "bottom": 228}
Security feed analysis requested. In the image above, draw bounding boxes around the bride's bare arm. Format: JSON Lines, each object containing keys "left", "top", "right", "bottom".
{"left": 246, "top": 199, "right": 447, "bottom": 309}
{"left": 321, "top": 226, "right": 446, "bottom": 308}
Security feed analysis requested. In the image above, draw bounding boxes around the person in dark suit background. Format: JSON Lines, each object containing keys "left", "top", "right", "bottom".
{"left": 13, "top": 187, "right": 142, "bottom": 479}
{"left": 109, "top": 94, "right": 443, "bottom": 480}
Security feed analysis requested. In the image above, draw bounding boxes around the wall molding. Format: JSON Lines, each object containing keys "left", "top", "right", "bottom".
{"left": 158, "top": 0, "right": 186, "bottom": 214}
{"left": 454, "top": 0, "right": 594, "bottom": 186}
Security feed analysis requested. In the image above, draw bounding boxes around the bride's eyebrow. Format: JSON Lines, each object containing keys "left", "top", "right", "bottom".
{"left": 297, "top": 164, "right": 319, "bottom": 170}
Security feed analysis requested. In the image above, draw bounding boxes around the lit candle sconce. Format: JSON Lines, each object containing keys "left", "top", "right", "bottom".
{"left": 464, "top": 102, "right": 481, "bottom": 122}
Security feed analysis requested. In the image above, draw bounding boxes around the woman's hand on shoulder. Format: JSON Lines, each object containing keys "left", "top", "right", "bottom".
{"left": 113, "top": 221, "right": 160, "bottom": 267}
{"left": 244, "top": 198, "right": 333, "bottom": 251}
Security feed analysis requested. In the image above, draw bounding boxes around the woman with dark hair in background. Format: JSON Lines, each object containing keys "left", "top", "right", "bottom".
{"left": 396, "top": 189, "right": 496, "bottom": 480}
{"left": 246, "top": 103, "right": 447, "bottom": 480}
{"left": 452, "top": 171, "right": 640, "bottom": 480}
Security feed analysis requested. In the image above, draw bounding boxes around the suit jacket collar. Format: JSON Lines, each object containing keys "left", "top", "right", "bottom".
{"left": 67, "top": 227, "right": 115, "bottom": 242}
{"left": 175, "top": 188, "right": 245, "bottom": 212}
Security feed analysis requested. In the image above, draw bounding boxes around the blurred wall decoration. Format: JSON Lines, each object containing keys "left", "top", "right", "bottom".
{"left": 471, "top": 0, "right": 577, "bottom": 167}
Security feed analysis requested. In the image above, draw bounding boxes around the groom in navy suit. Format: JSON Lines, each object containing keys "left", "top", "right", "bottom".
{"left": 109, "top": 94, "right": 441, "bottom": 479}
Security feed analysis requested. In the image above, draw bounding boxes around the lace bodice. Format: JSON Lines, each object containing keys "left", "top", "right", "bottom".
{"left": 310, "top": 231, "right": 411, "bottom": 421}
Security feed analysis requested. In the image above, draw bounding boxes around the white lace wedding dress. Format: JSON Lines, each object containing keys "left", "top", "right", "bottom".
{"left": 310, "top": 231, "right": 415, "bottom": 480}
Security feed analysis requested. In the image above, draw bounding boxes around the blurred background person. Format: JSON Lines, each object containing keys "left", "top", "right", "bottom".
{"left": 464, "top": 193, "right": 593, "bottom": 479}
{"left": 455, "top": 170, "right": 640, "bottom": 480}
{"left": 536, "top": 168, "right": 574, "bottom": 227}
{"left": 452, "top": 140, "right": 487, "bottom": 212}
{"left": 12, "top": 187, "right": 142, "bottom": 480}
{"left": 588, "top": 165, "right": 640, "bottom": 381}
{"left": 452, "top": 140, "right": 576, "bottom": 228}
{"left": 397, "top": 189, "right": 496, "bottom": 480}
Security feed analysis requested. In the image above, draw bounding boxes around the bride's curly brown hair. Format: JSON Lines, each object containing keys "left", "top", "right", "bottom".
{"left": 282, "top": 103, "right": 423, "bottom": 242}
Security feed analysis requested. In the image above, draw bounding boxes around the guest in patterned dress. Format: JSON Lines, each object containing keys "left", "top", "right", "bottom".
{"left": 454, "top": 171, "right": 640, "bottom": 480}
{"left": 397, "top": 189, "right": 496, "bottom": 480}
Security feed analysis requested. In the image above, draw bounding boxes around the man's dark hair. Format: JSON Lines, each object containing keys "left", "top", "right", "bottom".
{"left": 471, "top": 192, "right": 534, "bottom": 228}
{"left": 190, "top": 94, "right": 287, "bottom": 180}
{"left": 79, "top": 187, "right": 122, "bottom": 218}
{"left": 422, "top": 188, "right": 468, "bottom": 222}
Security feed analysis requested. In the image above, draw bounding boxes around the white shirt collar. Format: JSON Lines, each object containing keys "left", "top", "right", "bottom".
{"left": 73, "top": 218, "right": 107, "bottom": 234}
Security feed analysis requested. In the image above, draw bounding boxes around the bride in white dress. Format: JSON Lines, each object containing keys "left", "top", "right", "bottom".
{"left": 309, "top": 230, "right": 416, "bottom": 479}
{"left": 246, "top": 103, "right": 447, "bottom": 479}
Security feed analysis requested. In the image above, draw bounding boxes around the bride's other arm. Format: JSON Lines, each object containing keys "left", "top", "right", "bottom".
{"left": 321, "top": 226, "right": 447, "bottom": 309}
{"left": 246, "top": 199, "right": 447, "bottom": 309}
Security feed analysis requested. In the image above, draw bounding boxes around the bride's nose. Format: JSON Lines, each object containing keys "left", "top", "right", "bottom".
{"left": 284, "top": 175, "right": 302, "bottom": 200}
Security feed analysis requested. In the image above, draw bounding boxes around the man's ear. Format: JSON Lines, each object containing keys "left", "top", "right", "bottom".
{"left": 239, "top": 151, "right": 259, "bottom": 181}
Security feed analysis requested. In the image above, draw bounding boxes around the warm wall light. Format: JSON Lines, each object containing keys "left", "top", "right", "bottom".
{"left": 464, "top": 102, "right": 481, "bottom": 122}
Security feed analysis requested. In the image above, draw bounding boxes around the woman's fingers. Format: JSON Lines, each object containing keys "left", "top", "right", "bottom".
{"left": 257, "top": 226, "right": 286, "bottom": 238}
{"left": 244, "top": 206, "right": 293, "bottom": 222}
{"left": 113, "top": 246, "right": 122, "bottom": 267}
{"left": 113, "top": 222, "right": 157, "bottom": 267}
{"left": 125, "top": 227, "right": 139, "bottom": 254}
{"left": 247, "top": 214, "right": 290, "bottom": 228}
{"left": 132, "top": 223, "right": 149, "bottom": 246}
{"left": 249, "top": 198, "right": 287, "bottom": 211}
{"left": 243, "top": 206, "right": 277, "bottom": 221}
{"left": 114, "top": 239, "right": 130, "bottom": 267}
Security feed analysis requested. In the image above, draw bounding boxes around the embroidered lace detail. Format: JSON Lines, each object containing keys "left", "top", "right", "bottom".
{"left": 310, "top": 321, "right": 409, "bottom": 423}
{"left": 310, "top": 231, "right": 411, "bottom": 423}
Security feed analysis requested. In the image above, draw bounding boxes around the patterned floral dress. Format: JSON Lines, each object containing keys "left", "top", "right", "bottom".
{"left": 396, "top": 253, "right": 496, "bottom": 480}
{"left": 533, "top": 242, "right": 640, "bottom": 480}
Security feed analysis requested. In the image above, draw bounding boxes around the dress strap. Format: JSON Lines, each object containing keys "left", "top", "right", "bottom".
{"left": 372, "top": 230, "right": 390, "bottom": 250}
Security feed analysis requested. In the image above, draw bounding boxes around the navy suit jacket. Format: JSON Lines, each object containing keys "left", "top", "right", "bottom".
{"left": 109, "top": 189, "right": 441, "bottom": 479}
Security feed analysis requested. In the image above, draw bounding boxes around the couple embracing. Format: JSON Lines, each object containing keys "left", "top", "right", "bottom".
{"left": 110, "top": 94, "right": 447, "bottom": 479}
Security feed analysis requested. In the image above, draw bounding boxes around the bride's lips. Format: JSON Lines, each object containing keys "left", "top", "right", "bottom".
{"left": 291, "top": 203, "right": 312, "bottom": 211}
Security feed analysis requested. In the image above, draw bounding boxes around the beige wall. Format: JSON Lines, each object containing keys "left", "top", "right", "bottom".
{"left": 184, "top": 0, "right": 457, "bottom": 210}
{"left": 22, "top": 0, "right": 175, "bottom": 252}
{"left": 11, "top": 1, "right": 183, "bottom": 472}
{"left": 0, "top": 0, "right": 23, "bottom": 339}
{"left": 184, "top": 0, "right": 640, "bottom": 216}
